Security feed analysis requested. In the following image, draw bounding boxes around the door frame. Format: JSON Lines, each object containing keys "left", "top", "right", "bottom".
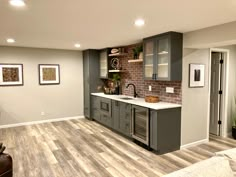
{"left": 207, "top": 48, "right": 229, "bottom": 138}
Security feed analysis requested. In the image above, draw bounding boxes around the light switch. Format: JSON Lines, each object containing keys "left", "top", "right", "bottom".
{"left": 166, "top": 87, "right": 174, "bottom": 93}
{"left": 149, "top": 85, "right": 152, "bottom": 91}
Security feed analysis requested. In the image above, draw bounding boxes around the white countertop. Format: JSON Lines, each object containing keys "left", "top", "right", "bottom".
{"left": 91, "top": 93, "right": 181, "bottom": 110}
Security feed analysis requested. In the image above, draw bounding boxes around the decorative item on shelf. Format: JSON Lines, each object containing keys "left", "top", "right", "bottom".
{"left": 0, "top": 63, "right": 24, "bottom": 86}
{"left": 145, "top": 96, "right": 159, "bottom": 103}
{"left": 109, "top": 47, "right": 126, "bottom": 56}
{"left": 111, "top": 48, "right": 119, "bottom": 54}
{"left": 103, "top": 86, "right": 115, "bottom": 94}
{"left": 189, "top": 64, "right": 205, "bottom": 88}
{"left": 112, "top": 73, "right": 121, "bottom": 95}
{"left": 132, "top": 45, "right": 143, "bottom": 59}
{"left": 111, "top": 58, "right": 122, "bottom": 70}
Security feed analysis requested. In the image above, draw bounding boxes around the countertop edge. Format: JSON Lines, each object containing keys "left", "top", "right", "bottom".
{"left": 91, "top": 93, "right": 182, "bottom": 110}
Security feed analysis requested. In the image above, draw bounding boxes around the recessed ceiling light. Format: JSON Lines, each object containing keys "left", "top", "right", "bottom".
{"left": 9, "top": 0, "right": 25, "bottom": 7}
{"left": 6, "top": 38, "right": 16, "bottom": 43}
{"left": 135, "top": 19, "right": 145, "bottom": 27}
{"left": 74, "top": 43, "right": 81, "bottom": 48}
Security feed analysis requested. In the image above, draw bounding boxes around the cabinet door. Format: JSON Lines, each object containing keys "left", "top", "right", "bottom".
{"left": 91, "top": 96, "right": 101, "bottom": 121}
{"left": 143, "top": 39, "right": 155, "bottom": 80}
{"left": 150, "top": 110, "right": 158, "bottom": 150}
{"left": 120, "top": 103, "right": 131, "bottom": 137}
{"left": 156, "top": 36, "right": 170, "bottom": 80}
{"left": 99, "top": 50, "right": 108, "bottom": 79}
{"left": 112, "top": 100, "right": 120, "bottom": 131}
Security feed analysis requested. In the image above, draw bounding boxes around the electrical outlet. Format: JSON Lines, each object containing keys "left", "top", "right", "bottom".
{"left": 41, "top": 112, "right": 45, "bottom": 116}
{"left": 166, "top": 87, "right": 174, "bottom": 93}
{"left": 148, "top": 85, "right": 152, "bottom": 91}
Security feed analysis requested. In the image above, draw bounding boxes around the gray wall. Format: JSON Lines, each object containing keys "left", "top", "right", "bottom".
{"left": 181, "top": 49, "right": 210, "bottom": 145}
{"left": 184, "top": 21, "right": 236, "bottom": 48}
{"left": 181, "top": 45, "right": 236, "bottom": 146}
{"left": 0, "top": 47, "right": 83, "bottom": 126}
{"left": 182, "top": 21, "right": 236, "bottom": 146}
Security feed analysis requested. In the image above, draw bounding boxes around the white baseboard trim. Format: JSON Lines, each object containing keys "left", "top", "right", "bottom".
{"left": 180, "top": 138, "right": 209, "bottom": 149}
{"left": 0, "top": 115, "right": 85, "bottom": 129}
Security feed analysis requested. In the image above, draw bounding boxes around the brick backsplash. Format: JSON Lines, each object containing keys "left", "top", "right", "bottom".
{"left": 118, "top": 44, "right": 182, "bottom": 104}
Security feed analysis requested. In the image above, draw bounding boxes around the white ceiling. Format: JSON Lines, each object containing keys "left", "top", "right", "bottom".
{"left": 1, "top": 0, "right": 236, "bottom": 50}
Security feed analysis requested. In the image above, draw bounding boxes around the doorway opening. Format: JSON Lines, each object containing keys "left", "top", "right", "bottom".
{"left": 209, "top": 49, "right": 229, "bottom": 137}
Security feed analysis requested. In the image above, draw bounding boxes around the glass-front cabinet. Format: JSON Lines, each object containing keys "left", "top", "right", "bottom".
{"left": 156, "top": 36, "right": 169, "bottom": 79}
{"left": 99, "top": 50, "right": 108, "bottom": 79}
{"left": 143, "top": 32, "right": 183, "bottom": 81}
{"left": 144, "top": 40, "right": 155, "bottom": 80}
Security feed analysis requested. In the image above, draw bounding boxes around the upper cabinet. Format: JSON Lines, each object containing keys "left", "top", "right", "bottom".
{"left": 143, "top": 32, "right": 183, "bottom": 81}
{"left": 99, "top": 49, "right": 108, "bottom": 79}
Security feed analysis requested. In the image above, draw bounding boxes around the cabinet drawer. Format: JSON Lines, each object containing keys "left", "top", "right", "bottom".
{"left": 101, "top": 113, "right": 112, "bottom": 127}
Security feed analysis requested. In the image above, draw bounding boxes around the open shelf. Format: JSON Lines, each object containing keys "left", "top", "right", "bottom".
{"left": 128, "top": 59, "right": 143, "bottom": 63}
{"left": 158, "top": 51, "right": 169, "bottom": 55}
{"left": 108, "top": 53, "right": 128, "bottom": 57}
{"left": 145, "top": 54, "right": 154, "bottom": 56}
{"left": 145, "top": 64, "right": 153, "bottom": 67}
{"left": 158, "top": 63, "right": 168, "bottom": 66}
{"left": 109, "top": 70, "right": 126, "bottom": 73}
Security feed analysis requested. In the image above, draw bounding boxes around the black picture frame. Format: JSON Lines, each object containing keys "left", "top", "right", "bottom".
{"left": 0, "top": 63, "right": 24, "bottom": 86}
{"left": 189, "top": 63, "right": 205, "bottom": 88}
{"left": 38, "top": 64, "right": 60, "bottom": 85}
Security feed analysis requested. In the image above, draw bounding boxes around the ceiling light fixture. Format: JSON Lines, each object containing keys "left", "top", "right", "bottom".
{"left": 135, "top": 19, "right": 145, "bottom": 27}
{"left": 6, "top": 38, "right": 16, "bottom": 43}
{"left": 9, "top": 0, "right": 25, "bottom": 7}
{"left": 74, "top": 43, "right": 81, "bottom": 48}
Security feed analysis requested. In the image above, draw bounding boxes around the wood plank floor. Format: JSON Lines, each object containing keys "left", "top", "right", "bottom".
{"left": 0, "top": 118, "right": 236, "bottom": 177}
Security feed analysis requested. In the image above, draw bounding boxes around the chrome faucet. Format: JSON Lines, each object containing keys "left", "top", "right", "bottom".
{"left": 126, "top": 83, "right": 138, "bottom": 98}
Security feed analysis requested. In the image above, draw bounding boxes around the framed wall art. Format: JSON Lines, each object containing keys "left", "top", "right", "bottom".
{"left": 39, "top": 64, "right": 60, "bottom": 85}
{"left": 189, "top": 63, "right": 205, "bottom": 88}
{"left": 0, "top": 64, "right": 23, "bottom": 86}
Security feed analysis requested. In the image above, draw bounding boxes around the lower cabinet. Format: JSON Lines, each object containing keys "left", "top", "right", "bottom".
{"left": 91, "top": 96, "right": 101, "bottom": 121}
{"left": 112, "top": 100, "right": 131, "bottom": 137}
{"left": 91, "top": 96, "right": 112, "bottom": 127}
{"left": 91, "top": 95, "right": 181, "bottom": 154}
{"left": 150, "top": 108, "right": 181, "bottom": 154}
{"left": 100, "top": 113, "right": 112, "bottom": 127}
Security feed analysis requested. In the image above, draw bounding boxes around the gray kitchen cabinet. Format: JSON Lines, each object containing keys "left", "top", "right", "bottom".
{"left": 150, "top": 108, "right": 181, "bottom": 154}
{"left": 100, "top": 97, "right": 112, "bottom": 127}
{"left": 91, "top": 96, "right": 112, "bottom": 127}
{"left": 112, "top": 100, "right": 131, "bottom": 137}
{"left": 83, "top": 50, "right": 103, "bottom": 120}
{"left": 143, "top": 32, "right": 183, "bottom": 81}
{"left": 91, "top": 96, "right": 101, "bottom": 121}
{"left": 99, "top": 49, "right": 108, "bottom": 79}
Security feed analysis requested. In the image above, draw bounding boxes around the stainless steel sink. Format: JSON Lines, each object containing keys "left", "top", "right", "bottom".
{"left": 119, "top": 97, "right": 134, "bottom": 100}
